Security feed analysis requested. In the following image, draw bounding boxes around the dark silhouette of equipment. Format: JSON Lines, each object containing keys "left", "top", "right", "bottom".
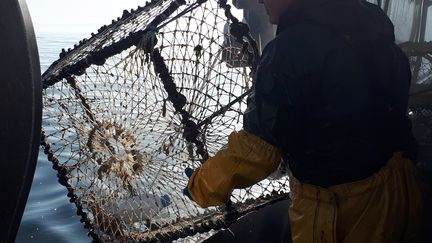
{"left": 0, "top": 0, "right": 41, "bottom": 242}
{"left": 233, "top": 0, "right": 275, "bottom": 52}
{"left": 221, "top": 0, "right": 275, "bottom": 67}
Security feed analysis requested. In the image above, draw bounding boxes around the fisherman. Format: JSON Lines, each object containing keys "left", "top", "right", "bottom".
{"left": 184, "top": 0, "right": 423, "bottom": 242}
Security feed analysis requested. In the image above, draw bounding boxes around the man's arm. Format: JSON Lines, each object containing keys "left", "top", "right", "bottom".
{"left": 187, "top": 130, "right": 281, "bottom": 207}
{"left": 185, "top": 36, "right": 303, "bottom": 207}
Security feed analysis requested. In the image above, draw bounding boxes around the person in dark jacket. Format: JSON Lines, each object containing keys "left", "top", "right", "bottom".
{"left": 185, "top": 0, "right": 423, "bottom": 242}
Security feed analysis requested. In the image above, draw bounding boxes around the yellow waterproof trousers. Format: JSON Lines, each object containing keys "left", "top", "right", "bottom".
{"left": 288, "top": 152, "right": 423, "bottom": 243}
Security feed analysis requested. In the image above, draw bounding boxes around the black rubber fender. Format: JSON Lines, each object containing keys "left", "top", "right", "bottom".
{"left": 0, "top": 0, "right": 41, "bottom": 242}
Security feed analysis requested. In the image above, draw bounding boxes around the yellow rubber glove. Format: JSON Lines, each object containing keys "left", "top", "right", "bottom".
{"left": 187, "top": 130, "right": 282, "bottom": 207}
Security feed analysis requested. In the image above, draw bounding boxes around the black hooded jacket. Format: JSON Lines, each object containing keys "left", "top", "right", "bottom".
{"left": 243, "top": 0, "right": 417, "bottom": 187}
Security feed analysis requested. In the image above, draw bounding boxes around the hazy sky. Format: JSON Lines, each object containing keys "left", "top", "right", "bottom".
{"left": 24, "top": 0, "right": 431, "bottom": 40}
{"left": 26, "top": 0, "right": 146, "bottom": 33}
{"left": 26, "top": 0, "right": 243, "bottom": 35}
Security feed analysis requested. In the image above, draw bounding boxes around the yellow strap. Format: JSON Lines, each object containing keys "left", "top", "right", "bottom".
{"left": 188, "top": 130, "right": 282, "bottom": 207}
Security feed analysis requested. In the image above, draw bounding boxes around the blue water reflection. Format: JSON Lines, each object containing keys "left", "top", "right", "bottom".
{"left": 16, "top": 32, "right": 92, "bottom": 243}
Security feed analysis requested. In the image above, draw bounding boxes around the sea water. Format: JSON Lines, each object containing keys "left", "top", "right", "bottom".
{"left": 15, "top": 32, "right": 92, "bottom": 243}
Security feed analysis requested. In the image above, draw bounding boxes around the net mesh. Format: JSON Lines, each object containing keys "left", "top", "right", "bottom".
{"left": 40, "top": 0, "right": 431, "bottom": 242}
{"left": 406, "top": 41, "right": 432, "bottom": 166}
{"left": 42, "top": 0, "right": 287, "bottom": 242}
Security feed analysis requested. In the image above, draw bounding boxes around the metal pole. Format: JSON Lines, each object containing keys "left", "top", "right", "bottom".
{"left": 419, "top": 0, "right": 430, "bottom": 41}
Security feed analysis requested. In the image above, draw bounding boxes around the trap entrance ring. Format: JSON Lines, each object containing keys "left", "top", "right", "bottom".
{"left": 41, "top": 0, "right": 289, "bottom": 242}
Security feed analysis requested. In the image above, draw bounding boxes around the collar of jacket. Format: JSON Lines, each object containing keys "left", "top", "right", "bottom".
{"left": 276, "top": 0, "right": 357, "bottom": 35}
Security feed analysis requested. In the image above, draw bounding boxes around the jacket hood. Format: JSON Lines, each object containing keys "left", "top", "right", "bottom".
{"left": 277, "top": 0, "right": 395, "bottom": 44}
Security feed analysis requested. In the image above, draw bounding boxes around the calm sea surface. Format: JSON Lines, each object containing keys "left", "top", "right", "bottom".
{"left": 16, "top": 32, "right": 92, "bottom": 243}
